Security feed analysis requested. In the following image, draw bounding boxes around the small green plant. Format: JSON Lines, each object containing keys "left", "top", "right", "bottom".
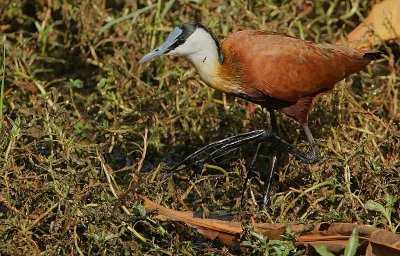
{"left": 241, "top": 231, "right": 303, "bottom": 256}
{"left": 365, "top": 193, "right": 398, "bottom": 232}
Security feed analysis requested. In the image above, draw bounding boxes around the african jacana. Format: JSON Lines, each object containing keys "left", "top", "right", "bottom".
{"left": 139, "top": 22, "right": 382, "bottom": 206}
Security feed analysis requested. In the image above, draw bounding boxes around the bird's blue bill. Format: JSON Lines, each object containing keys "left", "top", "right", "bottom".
{"left": 139, "top": 27, "right": 183, "bottom": 63}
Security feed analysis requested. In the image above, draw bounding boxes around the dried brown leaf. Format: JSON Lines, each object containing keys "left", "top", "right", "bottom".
{"left": 347, "top": 0, "right": 400, "bottom": 48}
{"left": 141, "top": 196, "right": 400, "bottom": 255}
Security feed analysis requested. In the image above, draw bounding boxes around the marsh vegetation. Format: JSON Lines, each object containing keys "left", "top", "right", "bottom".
{"left": 0, "top": 0, "right": 399, "bottom": 255}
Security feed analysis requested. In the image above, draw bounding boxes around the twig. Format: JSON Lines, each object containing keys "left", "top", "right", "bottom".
{"left": 136, "top": 128, "right": 148, "bottom": 173}
{"left": 26, "top": 202, "right": 59, "bottom": 231}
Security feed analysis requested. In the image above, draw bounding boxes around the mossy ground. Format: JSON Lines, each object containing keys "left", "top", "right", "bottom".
{"left": 0, "top": 1, "right": 399, "bottom": 255}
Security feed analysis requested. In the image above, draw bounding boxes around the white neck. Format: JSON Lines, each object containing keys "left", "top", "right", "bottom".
{"left": 167, "top": 28, "right": 220, "bottom": 86}
{"left": 187, "top": 48, "right": 219, "bottom": 86}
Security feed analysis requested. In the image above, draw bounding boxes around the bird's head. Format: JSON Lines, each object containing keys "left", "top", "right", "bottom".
{"left": 139, "top": 22, "right": 223, "bottom": 64}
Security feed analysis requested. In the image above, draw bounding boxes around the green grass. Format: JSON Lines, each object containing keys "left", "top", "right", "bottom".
{"left": 0, "top": 0, "right": 399, "bottom": 255}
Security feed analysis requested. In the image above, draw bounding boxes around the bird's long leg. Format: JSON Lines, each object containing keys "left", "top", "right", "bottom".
{"left": 263, "top": 110, "right": 279, "bottom": 207}
{"left": 301, "top": 124, "right": 320, "bottom": 162}
{"left": 269, "top": 124, "right": 320, "bottom": 164}
{"left": 239, "top": 117, "right": 320, "bottom": 208}
{"left": 241, "top": 109, "right": 276, "bottom": 209}
{"left": 263, "top": 155, "right": 277, "bottom": 207}
{"left": 240, "top": 142, "right": 263, "bottom": 209}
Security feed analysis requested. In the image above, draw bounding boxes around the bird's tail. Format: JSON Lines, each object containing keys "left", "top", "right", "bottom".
{"left": 363, "top": 51, "right": 384, "bottom": 60}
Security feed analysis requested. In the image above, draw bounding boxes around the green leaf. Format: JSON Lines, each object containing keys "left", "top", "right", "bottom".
{"left": 365, "top": 200, "right": 386, "bottom": 214}
{"left": 104, "top": 233, "right": 119, "bottom": 241}
{"left": 365, "top": 200, "right": 390, "bottom": 221}
{"left": 386, "top": 193, "right": 397, "bottom": 207}
{"left": 132, "top": 204, "right": 146, "bottom": 217}
{"left": 240, "top": 241, "right": 254, "bottom": 247}
{"left": 71, "top": 79, "right": 84, "bottom": 89}
{"left": 344, "top": 228, "right": 359, "bottom": 256}
{"left": 313, "top": 244, "right": 335, "bottom": 256}
{"left": 250, "top": 231, "right": 266, "bottom": 243}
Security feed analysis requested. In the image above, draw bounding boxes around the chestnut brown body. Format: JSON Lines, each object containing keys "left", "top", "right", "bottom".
{"left": 217, "top": 31, "right": 374, "bottom": 123}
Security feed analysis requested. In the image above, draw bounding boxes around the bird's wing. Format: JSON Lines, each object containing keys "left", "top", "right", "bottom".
{"left": 220, "top": 30, "right": 370, "bottom": 102}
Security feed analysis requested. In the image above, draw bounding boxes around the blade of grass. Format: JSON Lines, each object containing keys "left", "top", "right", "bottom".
{"left": 150, "top": 0, "right": 163, "bottom": 49}
{"left": 344, "top": 228, "right": 359, "bottom": 256}
{"left": 281, "top": 181, "right": 336, "bottom": 217}
{"left": 99, "top": 3, "right": 157, "bottom": 34}
{"left": 160, "top": 0, "right": 176, "bottom": 20}
{"left": 0, "top": 36, "right": 5, "bottom": 130}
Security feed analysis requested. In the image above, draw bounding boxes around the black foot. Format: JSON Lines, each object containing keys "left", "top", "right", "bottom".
{"left": 173, "top": 130, "right": 267, "bottom": 171}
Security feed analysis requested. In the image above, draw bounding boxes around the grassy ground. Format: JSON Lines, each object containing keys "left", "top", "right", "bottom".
{"left": 0, "top": 0, "right": 399, "bottom": 255}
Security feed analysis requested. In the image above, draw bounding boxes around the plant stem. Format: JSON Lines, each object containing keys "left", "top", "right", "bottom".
{"left": 0, "top": 39, "right": 5, "bottom": 130}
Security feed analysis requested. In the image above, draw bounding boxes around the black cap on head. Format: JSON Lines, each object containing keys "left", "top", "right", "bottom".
{"left": 139, "top": 22, "right": 223, "bottom": 64}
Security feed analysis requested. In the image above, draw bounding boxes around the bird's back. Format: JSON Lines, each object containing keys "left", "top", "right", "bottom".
{"left": 218, "top": 30, "right": 373, "bottom": 122}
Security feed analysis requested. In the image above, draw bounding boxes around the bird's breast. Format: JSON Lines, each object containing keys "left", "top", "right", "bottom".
{"left": 189, "top": 52, "right": 243, "bottom": 94}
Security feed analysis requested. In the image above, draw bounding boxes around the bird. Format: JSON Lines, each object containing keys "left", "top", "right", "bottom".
{"left": 139, "top": 22, "right": 382, "bottom": 206}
